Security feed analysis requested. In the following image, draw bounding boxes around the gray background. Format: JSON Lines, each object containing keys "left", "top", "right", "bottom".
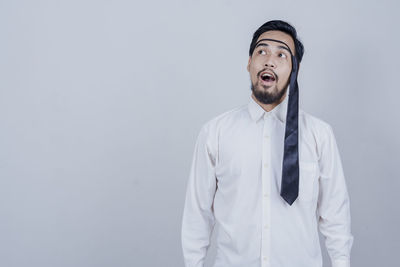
{"left": 0, "top": 0, "right": 399, "bottom": 266}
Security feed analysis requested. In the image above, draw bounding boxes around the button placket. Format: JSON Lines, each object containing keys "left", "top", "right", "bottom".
{"left": 261, "top": 114, "right": 272, "bottom": 267}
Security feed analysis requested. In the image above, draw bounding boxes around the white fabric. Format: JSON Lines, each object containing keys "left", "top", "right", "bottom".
{"left": 181, "top": 93, "right": 354, "bottom": 267}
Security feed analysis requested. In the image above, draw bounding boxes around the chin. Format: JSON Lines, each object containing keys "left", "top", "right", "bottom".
{"left": 251, "top": 83, "right": 287, "bottom": 105}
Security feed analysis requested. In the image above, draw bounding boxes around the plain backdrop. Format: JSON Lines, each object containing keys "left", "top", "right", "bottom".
{"left": 0, "top": 0, "right": 399, "bottom": 266}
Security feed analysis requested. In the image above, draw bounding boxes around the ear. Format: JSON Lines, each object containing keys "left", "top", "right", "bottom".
{"left": 247, "top": 56, "right": 251, "bottom": 72}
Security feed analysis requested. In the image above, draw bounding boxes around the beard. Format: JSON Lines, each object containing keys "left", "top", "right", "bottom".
{"left": 251, "top": 79, "right": 289, "bottom": 105}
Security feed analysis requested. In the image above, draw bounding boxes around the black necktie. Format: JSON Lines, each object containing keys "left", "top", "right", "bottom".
{"left": 280, "top": 55, "right": 299, "bottom": 205}
{"left": 254, "top": 38, "right": 300, "bottom": 205}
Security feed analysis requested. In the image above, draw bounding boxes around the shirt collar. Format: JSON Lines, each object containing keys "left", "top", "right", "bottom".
{"left": 247, "top": 90, "right": 288, "bottom": 124}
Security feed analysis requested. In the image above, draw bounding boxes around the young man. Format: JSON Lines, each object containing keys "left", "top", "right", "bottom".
{"left": 181, "top": 20, "right": 354, "bottom": 267}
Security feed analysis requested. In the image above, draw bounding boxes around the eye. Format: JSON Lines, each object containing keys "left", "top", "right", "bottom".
{"left": 278, "top": 53, "right": 287, "bottom": 58}
{"left": 258, "top": 50, "right": 266, "bottom": 55}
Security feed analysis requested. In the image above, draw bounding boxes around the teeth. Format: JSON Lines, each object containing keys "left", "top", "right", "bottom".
{"left": 261, "top": 72, "right": 275, "bottom": 81}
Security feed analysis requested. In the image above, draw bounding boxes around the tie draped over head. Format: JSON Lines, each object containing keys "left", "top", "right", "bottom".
{"left": 249, "top": 20, "right": 304, "bottom": 205}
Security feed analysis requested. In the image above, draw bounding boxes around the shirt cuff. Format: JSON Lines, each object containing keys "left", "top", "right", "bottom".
{"left": 332, "top": 259, "right": 350, "bottom": 267}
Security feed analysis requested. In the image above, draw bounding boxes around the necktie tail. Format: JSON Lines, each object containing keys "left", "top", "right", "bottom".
{"left": 280, "top": 56, "right": 299, "bottom": 206}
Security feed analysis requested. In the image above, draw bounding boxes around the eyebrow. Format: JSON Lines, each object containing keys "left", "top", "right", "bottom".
{"left": 255, "top": 43, "right": 291, "bottom": 53}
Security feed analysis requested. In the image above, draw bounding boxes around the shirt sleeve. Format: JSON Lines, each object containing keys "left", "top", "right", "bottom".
{"left": 181, "top": 123, "right": 217, "bottom": 267}
{"left": 316, "top": 124, "right": 354, "bottom": 267}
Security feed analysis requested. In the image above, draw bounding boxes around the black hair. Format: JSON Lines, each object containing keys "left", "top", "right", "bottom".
{"left": 249, "top": 20, "right": 304, "bottom": 64}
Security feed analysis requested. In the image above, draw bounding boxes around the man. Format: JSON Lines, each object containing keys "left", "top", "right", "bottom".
{"left": 181, "top": 20, "right": 354, "bottom": 267}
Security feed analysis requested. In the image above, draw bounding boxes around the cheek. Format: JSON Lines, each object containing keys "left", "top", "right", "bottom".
{"left": 249, "top": 65, "right": 259, "bottom": 79}
{"left": 279, "top": 65, "right": 292, "bottom": 82}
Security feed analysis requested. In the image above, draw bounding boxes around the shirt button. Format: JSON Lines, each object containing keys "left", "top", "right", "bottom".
{"left": 263, "top": 256, "right": 268, "bottom": 261}
{"left": 264, "top": 224, "right": 269, "bottom": 229}
{"left": 264, "top": 134, "right": 269, "bottom": 139}
{"left": 263, "top": 163, "right": 268, "bottom": 168}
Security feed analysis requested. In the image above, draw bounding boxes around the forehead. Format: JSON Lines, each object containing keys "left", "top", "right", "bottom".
{"left": 256, "top": 30, "right": 296, "bottom": 55}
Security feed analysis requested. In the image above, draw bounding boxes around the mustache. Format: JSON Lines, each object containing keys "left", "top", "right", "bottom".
{"left": 258, "top": 69, "right": 278, "bottom": 81}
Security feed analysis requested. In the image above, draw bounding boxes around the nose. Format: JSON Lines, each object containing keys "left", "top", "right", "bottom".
{"left": 264, "top": 61, "right": 275, "bottom": 68}
{"left": 264, "top": 55, "right": 276, "bottom": 68}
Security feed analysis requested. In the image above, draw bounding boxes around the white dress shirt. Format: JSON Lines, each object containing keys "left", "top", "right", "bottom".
{"left": 181, "top": 93, "right": 354, "bottom": 267}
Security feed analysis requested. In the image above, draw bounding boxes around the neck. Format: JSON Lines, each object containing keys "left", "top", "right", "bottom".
{"left": 251, "top": 92, "right": 287, "bottom": 112}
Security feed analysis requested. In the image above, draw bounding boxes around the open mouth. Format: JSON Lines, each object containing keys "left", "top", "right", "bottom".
{"left": 260, "top": 72, "right": 276, "bottom": 82}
